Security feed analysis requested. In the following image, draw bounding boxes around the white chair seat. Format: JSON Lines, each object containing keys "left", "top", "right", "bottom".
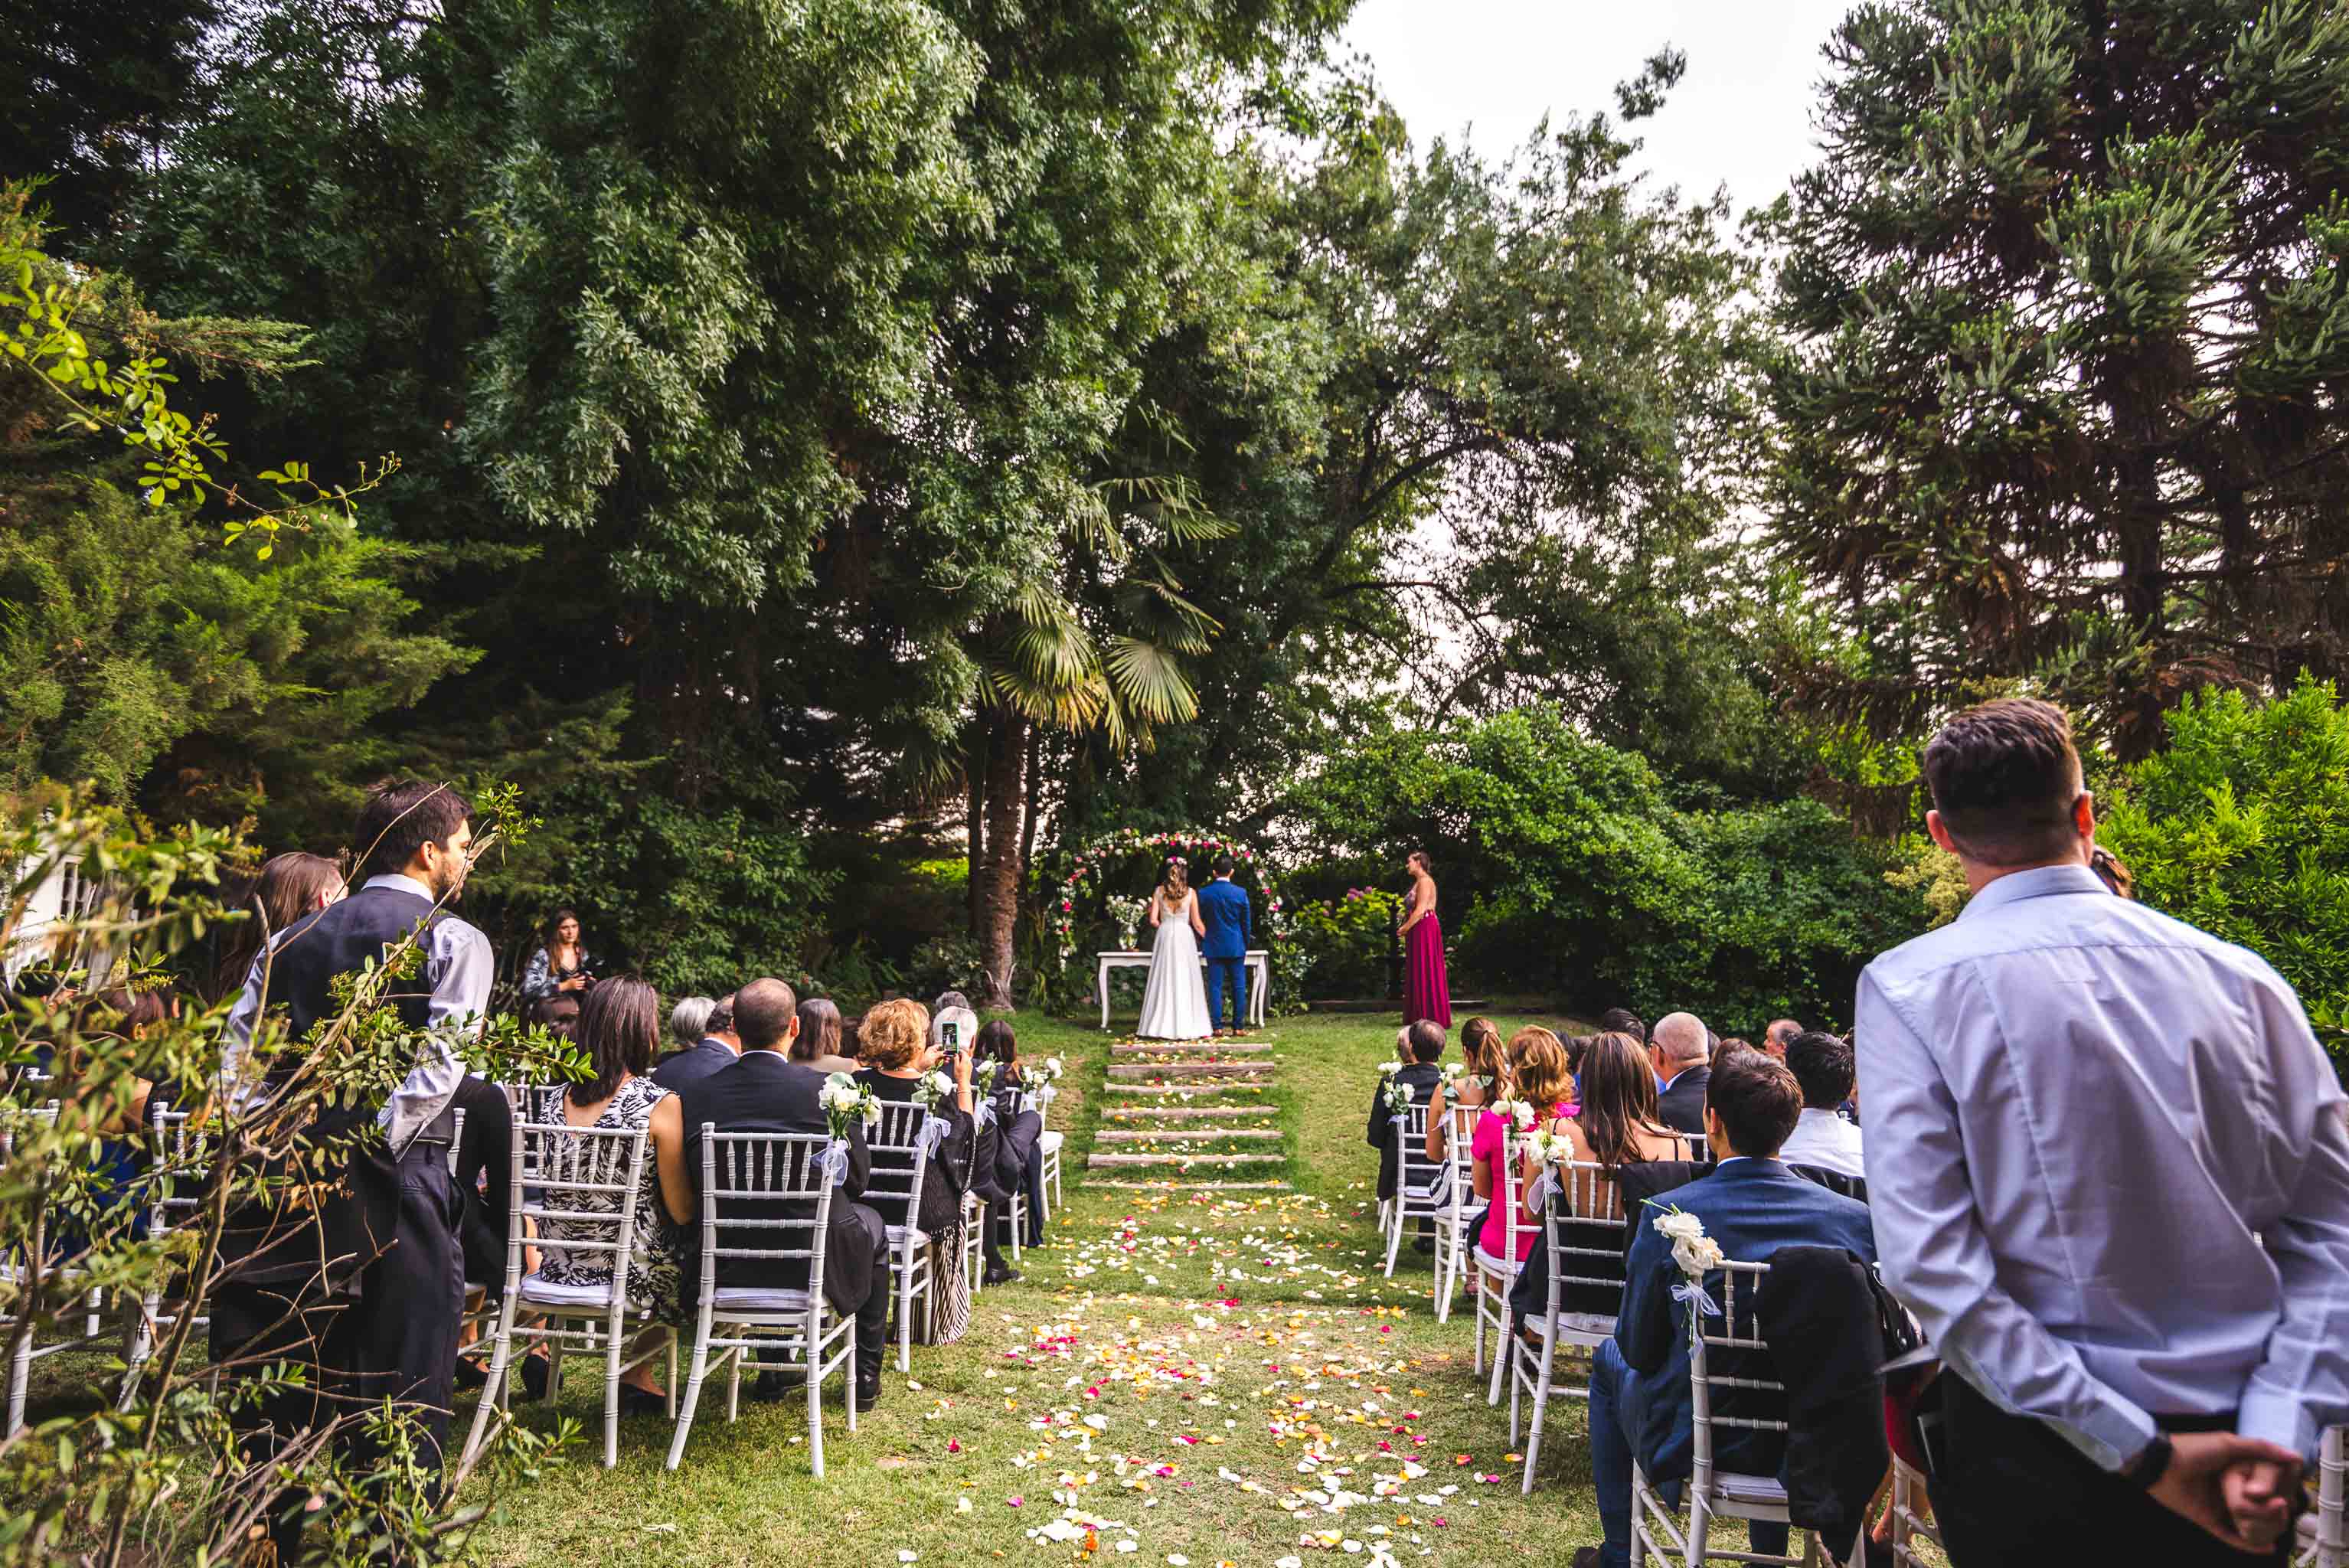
{"left": 1037, "top": 1130, "right": 1063, "bottom": 1153}
{"left": 710, "top": 1285, "right": 815, "bottom": 1314}
{"left": 1714, "top": 1471, "right": 1789, "bottom": 1509}
{"left": 518, "top": 1272, "right": 637, "bottom": 1310}
{"left": 1472, "top": 1243, "right": 1524, "bottom": 1277}
{"left": 1524, "top": 1311, "right": 1618, "bottom": 1340}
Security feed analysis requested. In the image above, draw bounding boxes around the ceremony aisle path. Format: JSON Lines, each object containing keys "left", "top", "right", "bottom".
{"left": 466, "top": 1010, "right": 1628, "bottom": 1568}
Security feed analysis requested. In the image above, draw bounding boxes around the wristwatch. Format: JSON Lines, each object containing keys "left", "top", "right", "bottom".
{"left": 2122, "top": 1432, "right": 2174, "bottom": 1490}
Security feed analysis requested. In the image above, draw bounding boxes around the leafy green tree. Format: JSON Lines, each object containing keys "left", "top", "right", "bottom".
{"left": 1764, "top": 0, "right": 2349, "bottom": 758}
{"left": 2097, "top": 678, "right": 2349, "bottom": 1071}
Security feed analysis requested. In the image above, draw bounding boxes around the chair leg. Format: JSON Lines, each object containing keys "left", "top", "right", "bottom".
{"left": 1487, "top": 1303, "right": 1511, "bottom": 1406}
{"left": 665, "top": 1332, "right": 677, "bottom": 1419}
{"left": 1521, "top": 1340, "right": 1556, "bottom": 1496}
{"left": 460, "top": 1302, "right": 517, "bottom": 1468}
{"left": 807, "top": 1338, "right": 825, "bottom": 1480}
{"left": 665, "top": 1320, "right": 713, "bottom": 1472}
{"left": 727, "top": 1340, "right": 743, "bottom": 1423}
{"left": 1009, "top": 1204, "right": 1023, "bottom": 1264}
{"left": 603, "top": 1324, "right": 623, "bottom": 1468}
{"left": 1471, "top": 1274, "right": 1487, "bottom": 1377}
{"left": 117, "top": 1292, "right": 158, "bottom": 1410}
{"left": 897, "top": 1259, "right": 913, "bottom": 1375}
{"left": 1687, "top": 1493, "right": 1713, "bottom": 1568}
{"left": 1383, "top": 1206, "right": 1406, "bottom": 1278}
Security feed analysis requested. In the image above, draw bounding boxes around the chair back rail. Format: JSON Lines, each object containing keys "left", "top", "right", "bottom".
{"left": 1688, "top": 1259, "right": 1789, "bottom": 1494}
{"left": 862, "top": 1100, "right": 935, "bottom": 1230}
{"left": 694, "top": 1129, "right": 835, "bottom": 1295}
{"left": 498, "top": 1118, "right": 652, "bottom": 1303}
{"left": 1392, "top": 1100, "right": 1449, "bottom": 1199}
{"left": 1538, "top": 1160, "right": 1630, "bottom": 1316}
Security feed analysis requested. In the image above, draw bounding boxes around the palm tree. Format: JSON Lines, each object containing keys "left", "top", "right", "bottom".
{"left": 964, "top": 475, "right": 1228, "bottom": 1008}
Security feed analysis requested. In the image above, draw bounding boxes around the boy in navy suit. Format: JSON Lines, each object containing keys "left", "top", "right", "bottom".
{"left": 1578, "top": 1050, "right": 1876, "bottom": 1568}
{"left": 1194, "top": 855, "right": 1254, "bottom": 1034}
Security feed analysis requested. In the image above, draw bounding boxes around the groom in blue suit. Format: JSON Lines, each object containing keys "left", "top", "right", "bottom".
{"left": 1195, "top": 855, "right": 1253, "bottom": 1034}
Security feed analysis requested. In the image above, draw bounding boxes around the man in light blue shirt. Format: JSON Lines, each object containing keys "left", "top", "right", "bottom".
{"left": 1860, "top": 697, "right": 2349, "bottom": 1563}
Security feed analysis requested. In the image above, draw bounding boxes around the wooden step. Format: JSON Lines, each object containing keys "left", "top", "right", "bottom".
{"left": 1086, "top": 1152, "right": 1286, "bottom": 1168}
{"left": 1106, "top": 1062, "right": 1269, "bottom": 1082}
{"left": 1096, "top": 1128, "right": 1283, "bottom": 1143}
{"left": 1110, "top": 1041, "right": 1275, "bottom": 1056}
{"left": 1103, "top": 1104, "right": 1279, "bottom": 1121}
{"left": 1099, "top": 1082, "right": 1270, "bottom": 1097}
{"left": 1089, "top": 1178, "right": 1293, "bottom": 1191}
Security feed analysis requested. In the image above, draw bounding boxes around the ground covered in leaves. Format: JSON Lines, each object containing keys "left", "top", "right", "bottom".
{"left": 471, "top": 1009, "right": 1606, "bottom": 1566}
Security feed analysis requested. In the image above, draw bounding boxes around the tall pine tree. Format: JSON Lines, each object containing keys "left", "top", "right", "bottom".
{"left": 1765, "top": 0, "right": 2349, "bottom": 756}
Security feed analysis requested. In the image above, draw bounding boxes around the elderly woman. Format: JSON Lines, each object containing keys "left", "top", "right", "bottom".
{"left": 665, "top": 995, "right": 716, "bottom": 1054}
{"left": 854, "top": 999, "right": 981, "bottom": 1344}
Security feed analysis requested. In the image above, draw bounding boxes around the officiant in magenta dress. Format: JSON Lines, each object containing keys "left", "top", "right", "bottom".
{"left": 1135, "top": 858, "right": 1213, "bottom": 1040}
{"left": 1400, "top": 850, "right": 1452, "bottom": 1029}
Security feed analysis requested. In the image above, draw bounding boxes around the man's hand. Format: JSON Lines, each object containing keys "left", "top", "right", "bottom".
{"left": 2147, "top": 1432, "right": 2302, "bottom": 1553}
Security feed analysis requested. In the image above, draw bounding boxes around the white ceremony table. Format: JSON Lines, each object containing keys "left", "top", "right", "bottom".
{"left": 1096, "top": 949, "right": 1269, "bottom": 1030}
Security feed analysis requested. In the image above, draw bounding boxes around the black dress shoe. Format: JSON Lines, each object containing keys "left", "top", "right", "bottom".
{"left": 1412, "top": 1236, "right": 1437, "bottom": 1255}
{"left": 853, "top": 1374, "right": 882, "bottom": 1413}
{"left": 1570, "top": 1550, "right": 1601, "bottom": 1568}
{"left": 983, "top": 1264, "right": 1023, "bottom": 1286}
{"left": 520, "top": 1353, "right": 550, "bottom": 1402}
{"left": 620, "top": 1385, "right": 667, "bottom": 1416}
{"left": 755, "top": 1369, "right": 809, "bottom": 1400}
{"left": 454, "top": 1355, "right": 488, "bottom": 1391}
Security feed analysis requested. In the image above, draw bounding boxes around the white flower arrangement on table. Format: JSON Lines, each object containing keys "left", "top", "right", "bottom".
{"left": 1105, "top": 893, "right": 1148, "bottom": 950}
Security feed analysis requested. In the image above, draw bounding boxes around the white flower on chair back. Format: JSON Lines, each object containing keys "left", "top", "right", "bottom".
{"left": 1648, "top": 1204, "right": 1727, "bottom": 1321}
{"left": 1489, "top": 1097, "right": 1537, "bottom": 1132}
{"left": 1382, "top": 1077, "right": 1413, "bottom": 1115}
{"left": 913, "top": 1069, "right": 955, "bottom": 1112}
{"left": 1378, "top": 1057, "right": 1406, "bottom": 1078}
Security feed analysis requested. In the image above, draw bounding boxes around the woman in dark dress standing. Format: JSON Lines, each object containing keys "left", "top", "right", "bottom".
{"left": 1400, "top": 850, "right": 1452, "bottom": 1030}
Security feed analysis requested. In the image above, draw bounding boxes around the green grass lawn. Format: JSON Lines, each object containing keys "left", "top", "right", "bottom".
{"left": 463, "top": 1008, "right": 1611, "bottom": 1567}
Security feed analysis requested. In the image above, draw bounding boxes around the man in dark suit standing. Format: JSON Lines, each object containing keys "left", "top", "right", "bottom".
{"left": 1194, "top": 855, "right": 1254, "bottom": 1035}
{"left": 1576, "top": 1050, "right": 1877, "bottom": 1568}
{"left": 1368, "top": 1021, "right": 1446, "bottom": 1204}
{"left": 652, "top": 977, "right": 890, "bottom": 1410}
{"left": 1651, "top": 1011, "right": 1712, "bottom": 1138}
{"left": 652, "top": 990, "right": 742, "bottom": 1093}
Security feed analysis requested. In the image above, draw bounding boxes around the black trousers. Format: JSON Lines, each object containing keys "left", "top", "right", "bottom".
{"left": 210, "top": 1137, "right": 463, "bottom": 1557}
{"left": 1935, "top": 1372, "right": 2290, "bottom": 1567}
{"left": 836, "top": 1200, "right": 890, "bottom": 1382}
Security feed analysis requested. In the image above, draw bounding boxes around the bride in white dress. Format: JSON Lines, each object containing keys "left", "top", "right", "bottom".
{"left": 1135, "top": 858, "right": 1212, "bottom": 1040}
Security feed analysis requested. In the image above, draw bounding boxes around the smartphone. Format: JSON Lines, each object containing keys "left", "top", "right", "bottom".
{"left": 943, "top": 1020, "right": 961, "bottom": 1053}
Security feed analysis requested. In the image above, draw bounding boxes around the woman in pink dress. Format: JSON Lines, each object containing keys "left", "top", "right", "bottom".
{"left": 1399, "top": 850, "right": 1452, "bottom": 1028}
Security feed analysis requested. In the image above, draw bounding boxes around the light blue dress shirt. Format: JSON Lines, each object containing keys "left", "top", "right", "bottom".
{"left": 222, "top": 873, "right": 493, "bottom": 1156}
{"left": 1858, "top": 862, "right": 2349, "bottom": 1469}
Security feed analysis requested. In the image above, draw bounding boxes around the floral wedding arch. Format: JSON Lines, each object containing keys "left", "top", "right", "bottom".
{"left": 1047, "top": 826, "right": 1291, "bottom": 966}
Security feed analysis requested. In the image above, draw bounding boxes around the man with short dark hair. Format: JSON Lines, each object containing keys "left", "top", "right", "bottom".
{"left": 651, "top": 976, "right": 890, "bottom": 1410}
{"left": 1367, "top": 1021, "right": 1446, "bottom": 1226}
{"left": 1650, "top": 1011, "right": 1711, "bottom": 1137}
{"left": 652, "top": 990, "right": 740, "bottom": 1093}
{"left": 1576, "top": 1050, "right": 1875, "bottom": 1568}
{"left": 1195, "top": 855, "right": 1253, "bottom": 1035}
{"left": 217, "top": 778, "right": 490, "bottom": 1556}
{"left": 1776, "top": 1031, "right": 1864, "bottom": 1181}
{"left": 1762, "top": 1018, "right": 1802, "bottom": 1060}
{"left": 1864, "top": 697, "right": 2349, "bottom": 1563}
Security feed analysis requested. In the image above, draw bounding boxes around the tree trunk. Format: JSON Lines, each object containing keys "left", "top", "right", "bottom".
{"left": 975, "top": 711, "right": 1028, "bottom": 1010}
{"left": 1018, "top": 723, "right": 1044, "bottom": 874}
{"left": 965, "top": 734, "right": 985, "bottom": 937}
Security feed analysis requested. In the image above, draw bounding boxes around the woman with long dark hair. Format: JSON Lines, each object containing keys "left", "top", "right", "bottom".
{"left": 791, "top": 996, "right": 859, "bottom": 1074}
{"left": 527, "top": 975, "right": 677, "bottom": 1407}
{"left": 520, "top": 909, "right": 595, "bottom": 1016}
{"left": 1399, "top": 851, "right": 1452, "bottom": 1030}
{"left": 971, "top": 1018, "right": 1044, "bottom": 1283}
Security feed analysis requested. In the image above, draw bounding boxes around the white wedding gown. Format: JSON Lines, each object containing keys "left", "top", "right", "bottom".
{"left": 1135, "top": 891, "right": 1213, "bottom": 1040}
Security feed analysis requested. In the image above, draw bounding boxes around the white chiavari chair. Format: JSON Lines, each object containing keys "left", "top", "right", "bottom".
{"left": 1471, "top": 1125, "right": 1533, "bottom": 1406}
{"left": 116, "top": 1100, "right": 212, "bottom": 1408}
{"left": 665, "top": 1129, "right": 856, "bottom": 1475}
{"left": 2299, "top": 1423, "right": 2347, "bottom": 1568}
{"left": 864, "top": 1101, "right": 937, "bottom": 1374}
{"left": 1508, "top": 1159, "right": 1626, "bottom": 1493}
{"left": 4, "top": 1102, "right": 109, "bottom": 1436}
{"left": 1430, "top": 1102, "right": 1480, "bottom": 1323}
{"left": 1630, "top": 1257, "right": 1851, "bottom": 1568}
{"left": 460, "top": 1115, "right": 672, "bottom": 1469}
{"left": 1382, "top": 1099, "right": 1450, "bottom": 1278}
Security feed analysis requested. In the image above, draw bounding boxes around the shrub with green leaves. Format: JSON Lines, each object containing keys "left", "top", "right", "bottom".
{"left": 1286, "top": 889, "right": 1400, "bottom": 1001}
{"left": 2098, "top": 678, "right": 2349, "bottom": 1074}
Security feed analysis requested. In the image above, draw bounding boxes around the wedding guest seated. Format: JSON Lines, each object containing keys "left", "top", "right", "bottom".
{"left": 1508, "top": 1029, "right": 1686, "bottom": 1325}
{"left": 1650, "top": 1012, "right": 1712, "bottom": 1138}
{"left": 1763, "top": 1018, "right": 1802, "bottom": 1060}
{"left": 1427, "top": 1015, "right": 1499, "bottom": 1165}
{"left": 1776, "top": 1031, "right": 1864, "bottom": 1181}
{"left": 1576, "top": 1050, "right": 1876, "bottom": 1568}
{"left": 521, "top": 908, "right": 596, "bottom": 1020}
{"left": 521, "top": 975, "right": 679, "bottom": 1410}
{"left": 855, "top": 999, "right": 980, "bottom": 1345}
{"left": 652, "top": 992, "right": 739, "bottom": 1093}
{"left": 790, "top": 997, "right": 860, "bottom": 1076}
{"left": 972, "top": 1018, "right": 1045, "bottom": 1282}
{"left": 652, "top": 976, "right": 890, "bottom": 1412}
{"left": 1598, "top": 1007, "right": 1646, "bottom": 1043}
{"left": 1472, "top": 1027, "right": 1576, "bottom": 1269}
{"left": 666, "top": 995, "right": 716, "bottom": 1054}
{"left": 1371, "top": 1021, "right": 1446, "bottom": 1249}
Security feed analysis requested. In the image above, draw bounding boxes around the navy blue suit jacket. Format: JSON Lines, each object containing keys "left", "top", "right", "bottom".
{"left": 1616, "top": 1158, "right": 1876, "bottom": 1485}
{"left": 1195, "top": 877, "right": 1253, "bottom": 959}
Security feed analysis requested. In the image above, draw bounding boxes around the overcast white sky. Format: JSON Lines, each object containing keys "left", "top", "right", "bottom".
{"left": 1341, "top": 0, "right": 1857, "bottom": 217}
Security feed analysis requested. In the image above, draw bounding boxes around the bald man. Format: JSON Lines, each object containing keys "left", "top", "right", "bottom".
{"left": 1651, "top": 1011, "right": 1712, "bottom": 1138}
